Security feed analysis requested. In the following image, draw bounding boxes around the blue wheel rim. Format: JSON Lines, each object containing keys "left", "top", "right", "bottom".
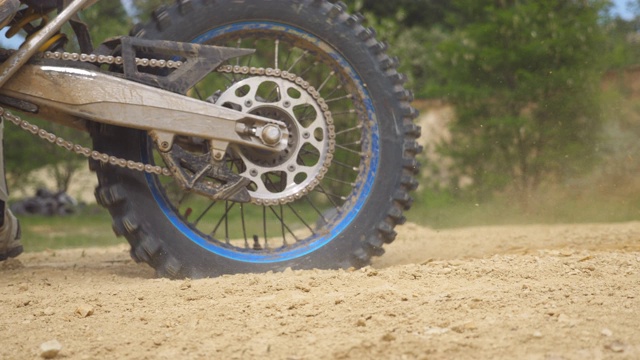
{"left": 144, "top": 22, "right": 380, "bottom": 264}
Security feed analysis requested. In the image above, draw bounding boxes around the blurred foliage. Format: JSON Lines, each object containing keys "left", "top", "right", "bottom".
{"left": 4, "top": 115, "right": 91, "bottom": 192}
{"left": 129, "top": 0, "right": 168, "bottom": 22}
{"left": 428, "top": 0, "right": 607, "bottom": 199}
{"left": 345, "top": 0, "right": 640, "bottom": 201}
{"left": 4, "top": 117, "right": 56, "bottom": 190}
{"left": 80, "top": 0, "right": 131, "bottom": 45}
{"left": 605, "top": 17, "right": 640, "bottom": 69}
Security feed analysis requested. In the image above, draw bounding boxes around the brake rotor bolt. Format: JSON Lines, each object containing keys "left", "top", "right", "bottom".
{"left": 303, "top": 131, "right": 310, "bottom": 139}
{"left": 288, "top": 165, "right": 296, "bottom": 172}
{"left": 245, "top": 100, "right": 253, "bottom": 108}
{"left": 250, "top": 169, "right": 259, "bottom": 177}
{"left": 283, "top": 100, "right": 291, "bottom": 108}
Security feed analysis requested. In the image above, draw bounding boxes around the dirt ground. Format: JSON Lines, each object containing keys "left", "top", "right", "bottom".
{"left": 1, "top": 222, "right": 639, "bottom": 360}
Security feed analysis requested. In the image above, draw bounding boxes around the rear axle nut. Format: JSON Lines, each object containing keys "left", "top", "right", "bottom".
{"left": 261, "top": 125, "right": 282, "bottom": 146}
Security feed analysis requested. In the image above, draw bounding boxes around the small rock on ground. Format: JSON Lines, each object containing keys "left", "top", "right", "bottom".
{"left": 39, "top": 339, "right": 62, "bottom": 359}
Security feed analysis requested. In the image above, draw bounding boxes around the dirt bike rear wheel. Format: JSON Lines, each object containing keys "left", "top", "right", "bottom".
{"left": 90, "top": 0, "right": 421, "bottom": 278}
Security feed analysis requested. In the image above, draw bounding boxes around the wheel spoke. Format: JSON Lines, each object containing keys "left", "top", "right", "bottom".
{"left": 336, "top": 144, "right": 364, "bottom": 156}
{"left": 325, "top": 94, "right": 353, "bottom": 103}
{"left": 236, "top": 38, "right": 242, "bottom": 66}
{"left": 279, "top": 205, "right": 286, "bottom": 245}
{"left": 240, "top": 203, "right": 249, "bottom": 248}
{"left": 194, "top": 201, "right": 216, "bottom": 226}
{"left": 323, "top": 84, "right": 343, "bottom": 99}
{"left": 269, "top": 205, "right": 299, "bottom": 244}
{"left": 305, "top": 195, "right": 329, "bottom": 223}
{"left": 194, "top": 87, "right": 205, "bottom": 101}
{"left": 219, "top": 72, "right": 235, "bottom": 84}
{"left": 176, "top": 192, "right": 189, "bottom": 207}
{"left": 274, "top": 39, "right": 280, "bottom": 69}
{"left": 324, "top": 176, "right": 356, "bottom": 187}
{"left": 210, "top": 201, "right": 236, "bottom": 238}
{"left": 312, "top": 187, "right": 345, "bottom": 202}
{"left": 342, "top": 140, "right": 362, "bottom": 147}
{"left": 332, "top": 109, "right": 357, "bottom": 117}
{"left": 246, "top": 54, "right": 254, "bottom": 68}
{"left": 315, "top": 183, "right": 341, "bottom": 209}
{"left": 287, "top": 50, "right": 309, "bottom": 72}
{"left": 263, "top": 206, "right": 269, "bottom": 249}
{"left": 317, "top": 71, "right": 335, "bottom": 92}
{"left": 224, "top": 201, "right": 230, "bottom": 243}
{"left": 335, "top": 125, "right": 363, "bottom": 136}
{"left": 330, "top": 159, "right": 359, "bottom": 172}
{"left": 298, "top": 61, "right": 318, "bottom": 78}
{"left": 286, "top": 203, "right": 315, "bottom": 236}
{"left": 282, "top": 48, "right": 292, "bottom": 71}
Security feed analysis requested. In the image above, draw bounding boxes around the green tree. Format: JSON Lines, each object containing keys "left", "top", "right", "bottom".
{"left": 343, "top": 1, "right": 453, "bottom": 94}
{"left": 4, "top": 117, "right": 55, "bottom": 190}
{"left": 129, "top": 0, "right": 168, "bottom": 22}
{"left": 80, "top": 1, "right": 131, "bottom": 45}
{"left": 428, "top": 0, "right": 608, "bottom": 199}
{"left": 602, "top": 10, "right": 640, "bottom": 70}
{"left": 3, "top": 116, "right": 91, "bottom": 192}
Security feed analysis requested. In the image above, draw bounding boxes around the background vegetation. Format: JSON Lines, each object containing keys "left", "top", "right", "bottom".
{"left": 350, "top": 0, "right": 640, "bottom": 227}
{"left": 4, "top": 0, "right": 640, "bottom": 249}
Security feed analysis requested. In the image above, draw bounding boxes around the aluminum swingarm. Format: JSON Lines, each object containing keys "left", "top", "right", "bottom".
{"left": 0, "top": 46, "right": 290, "bottom": 158}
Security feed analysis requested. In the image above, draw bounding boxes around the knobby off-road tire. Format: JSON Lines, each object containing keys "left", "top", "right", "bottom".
{"left": 90, "top": 0, "right": 421, "bottom": 278}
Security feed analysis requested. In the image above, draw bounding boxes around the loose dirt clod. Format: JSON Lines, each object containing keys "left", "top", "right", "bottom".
{"left": 39, "top": 340, "right": 62, "bottom": 359}
{"left": 75, "top": 304, "right": 94, "bottom": 318}
{"left": 605, "top": 341, "right": 627, "bottom": 353}
{"left": 0, "top": 258, "right": 23, "bottom": 271}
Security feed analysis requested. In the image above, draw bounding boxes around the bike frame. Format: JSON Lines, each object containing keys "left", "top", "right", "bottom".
{"left": 0, "top": 0, "right": 96, "bottom": 87}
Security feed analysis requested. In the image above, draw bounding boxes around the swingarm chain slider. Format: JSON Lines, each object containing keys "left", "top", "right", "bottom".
{"left": 0, "top": 51, "right": 335, "bottom": 202}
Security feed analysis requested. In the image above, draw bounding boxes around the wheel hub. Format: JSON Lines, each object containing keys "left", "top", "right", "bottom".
{"left": 215, "top": 75, "right": 334, "bottom": 205}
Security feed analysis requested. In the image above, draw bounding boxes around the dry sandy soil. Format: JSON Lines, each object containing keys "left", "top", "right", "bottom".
{"left": 1, "top": 222, "right": 639, "bottom": 359}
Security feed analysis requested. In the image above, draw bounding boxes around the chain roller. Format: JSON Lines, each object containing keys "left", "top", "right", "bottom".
{"left": 43, "top": 51, "right": 184, "bottom": 68}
